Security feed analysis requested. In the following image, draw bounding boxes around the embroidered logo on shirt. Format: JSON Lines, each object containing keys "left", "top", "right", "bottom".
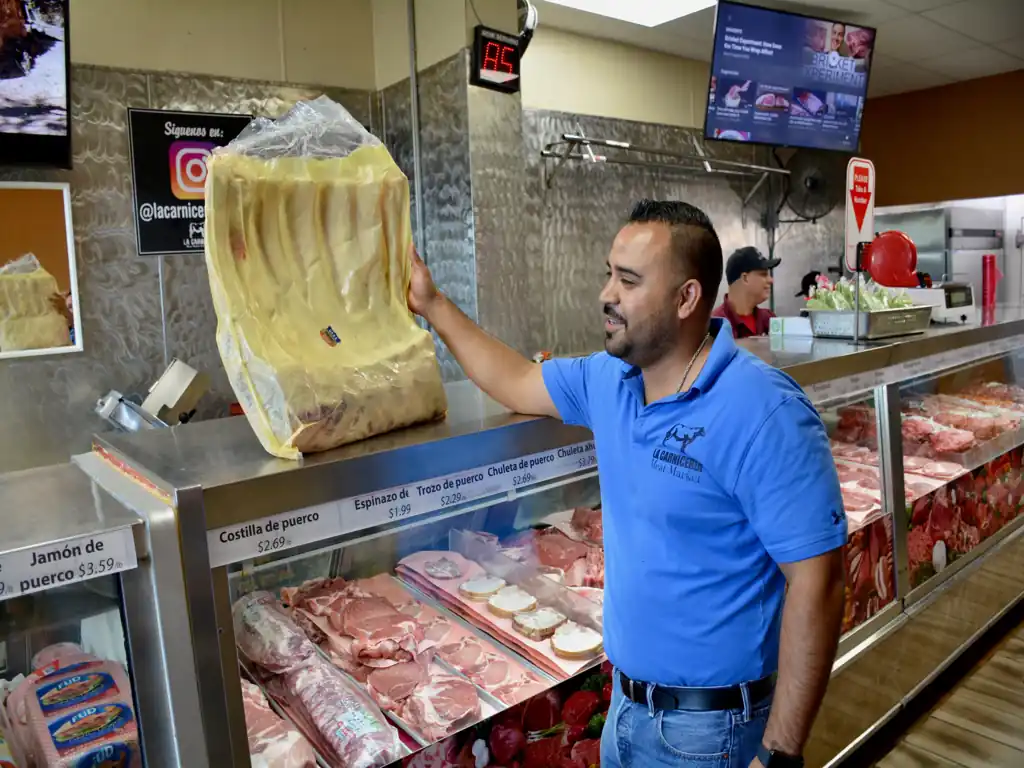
{"left": 652, "top": 424, "right": 705, "bottom": 482}
{"left": 831, "top": 508, "right": 846, "bottom": 526}
{"left": 662, "top": 424, "right": 705, "bottom": 454}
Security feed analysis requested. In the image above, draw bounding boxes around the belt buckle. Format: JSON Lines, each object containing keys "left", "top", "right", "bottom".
{"left": 629, "top": 677, "right": 642, "bottom": 702}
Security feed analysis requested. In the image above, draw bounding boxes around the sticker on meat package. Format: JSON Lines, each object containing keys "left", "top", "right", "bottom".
{"left": 49, "top": 703, "right": 134, "bottom": 752}
{"left": 73, "top": 743, "right": 133, "bottom": 767}
{"left": 37, "top": 672, "right": 119, "bottom": 715}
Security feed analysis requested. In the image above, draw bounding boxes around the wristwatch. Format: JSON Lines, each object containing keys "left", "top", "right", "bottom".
{"left": 757, "top": 743, "right": 804, "bottom": 768}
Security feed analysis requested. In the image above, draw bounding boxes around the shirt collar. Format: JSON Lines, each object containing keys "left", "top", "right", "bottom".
{"left": 619, "top": 318, "right": 738, "bottom": 400}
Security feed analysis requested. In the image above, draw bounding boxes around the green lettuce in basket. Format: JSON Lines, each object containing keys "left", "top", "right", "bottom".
{"left": 805, "top": 274, "right": 915, "bottom": 311}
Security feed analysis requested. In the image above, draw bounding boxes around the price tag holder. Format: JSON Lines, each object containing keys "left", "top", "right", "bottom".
{"left": 207, "top": 441, "right": 598, "bottom": 568}
{"left": 0, "top": 528, "right": 137, "bottom": 602}
{"left": 207, "top": 502, "right": 340, "bottom": 569}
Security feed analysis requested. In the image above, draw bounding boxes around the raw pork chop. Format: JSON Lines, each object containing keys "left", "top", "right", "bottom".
{"left": 242, "top": 680, "right": 316, "bottom": 768}
{"left": 402, "top": 675, "right": 481, "bottom": 742}
{"left": 571, "top": 507, "right": 603, "bottom": 544}
{"left": 366, "top": 661, "right": 428, "bottom": 712}
{"left": 337, "top": 596, "right": 423, "bottom": 663}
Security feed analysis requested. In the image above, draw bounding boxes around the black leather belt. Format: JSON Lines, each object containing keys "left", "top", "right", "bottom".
{"left": 617, "top": 670, "right": 775, "bottom": 712}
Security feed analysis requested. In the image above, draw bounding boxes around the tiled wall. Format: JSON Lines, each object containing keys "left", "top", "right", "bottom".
{"left": 0, "top": 66, "right": 371, "bottom": 473}
{"left": 519, "top": 108, "right": 845, "bottom": 354}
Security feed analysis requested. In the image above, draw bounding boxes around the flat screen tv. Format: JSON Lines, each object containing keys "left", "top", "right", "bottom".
{"left": 0, "top": 0, "right": 71, "bottom": 168}
{"left": 704, "top": 0, "right": 875, "bottom": 153}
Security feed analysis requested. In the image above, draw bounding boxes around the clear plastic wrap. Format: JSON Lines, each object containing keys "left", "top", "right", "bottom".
{"left": 204, "top": 96, "right": 447, "bottom": 459}
{"left": 0, "top": 253, "right": 71, "bottom": 352}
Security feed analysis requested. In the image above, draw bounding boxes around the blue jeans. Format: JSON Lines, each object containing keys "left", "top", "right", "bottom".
{"left": 601, "top": 672, "right": 772, "bottom": 768}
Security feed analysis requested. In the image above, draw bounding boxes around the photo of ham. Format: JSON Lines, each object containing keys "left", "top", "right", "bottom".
{"left": 754, "top": 88, "right": 791, "bottom": 113}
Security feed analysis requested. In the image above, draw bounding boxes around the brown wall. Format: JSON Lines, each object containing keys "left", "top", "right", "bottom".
{"left": 0, "top": 187, "right": 72, "bottom": 291}
{"left": 861, "top": 70, "right": 1024, "bottom": 207}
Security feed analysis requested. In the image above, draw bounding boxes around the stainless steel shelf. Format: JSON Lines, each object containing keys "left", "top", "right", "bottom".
{"left": 0, "top": 463, "right": 142, "bottom": 560}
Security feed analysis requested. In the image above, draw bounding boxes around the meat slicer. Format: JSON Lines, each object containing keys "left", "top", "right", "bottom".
{"left": 863, "top": 231, "right": 978, "bottom": 325}
{"left": 96, "top": 358, "right": 210, "bottom": 432}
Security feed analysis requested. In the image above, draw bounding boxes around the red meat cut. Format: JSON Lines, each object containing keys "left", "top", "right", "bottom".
{"left": 931, "top": 428, "right": 975, "bottom": 454}
{"left": 571, "top": 507, "right": 603, "bottom": 543}
{"left": 366, "top": 661, "right": 427, "bottom": 712}
{"left": 241, "top": 680, "right": 317, "bottom": 767}
{"left": 402, "top": 675, "right": 481, "bottom": 741}
{"left": 337, "top": 596, "right": 423, "bottom": 662}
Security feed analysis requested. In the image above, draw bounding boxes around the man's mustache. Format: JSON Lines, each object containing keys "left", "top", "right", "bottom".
{"left": 604, "top": 305, "right": 626, "bottom": 323}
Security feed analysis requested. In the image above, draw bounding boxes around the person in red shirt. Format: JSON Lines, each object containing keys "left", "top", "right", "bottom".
{"left": 713, "top": 246, "right": 780, "bottom": 338}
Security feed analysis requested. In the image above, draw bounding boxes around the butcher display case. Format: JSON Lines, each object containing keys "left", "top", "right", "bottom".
{"left": 0, "top": 461, "right": 205, "bottom": 767}
{"left": 71, "top": 315, "right": 1024, "bottom": 768}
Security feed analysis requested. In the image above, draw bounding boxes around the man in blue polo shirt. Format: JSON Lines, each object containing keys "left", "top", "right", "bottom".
{"left": 408, "top": 199, "right": 847, "bottom": 768}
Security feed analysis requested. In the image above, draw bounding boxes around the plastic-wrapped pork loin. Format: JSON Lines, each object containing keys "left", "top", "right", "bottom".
{"left": 233, "top": 592, "right": 403, "bottom": 767}
{"left": 242, "top": 680, "right": 317, "bottom": 768}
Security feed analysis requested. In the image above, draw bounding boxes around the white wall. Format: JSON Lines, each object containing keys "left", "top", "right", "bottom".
{"left": 72, "top": 0, "right": 377, "bottom": 90}
{"left": 521, "top": 27, "right": 711, "bottom": 128}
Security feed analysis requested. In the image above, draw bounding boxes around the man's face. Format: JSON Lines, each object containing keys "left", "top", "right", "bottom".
{"left": 742, "top": 269, "right": 774, "bottom": 305}
{"left": 599, "top": 223, "right": 699, "bottom": 368}
{"left": 830, "top": 23, "right": 845, "bottom": 52}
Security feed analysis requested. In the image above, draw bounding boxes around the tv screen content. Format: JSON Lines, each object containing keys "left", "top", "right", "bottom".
{"left": 0, "top": 0, "right": 71, "bottom": 168}
{"left": 704, "top": 0, "right": 875, "bottom": 152}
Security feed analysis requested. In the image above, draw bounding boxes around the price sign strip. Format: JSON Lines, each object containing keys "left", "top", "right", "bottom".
{"left": 208, "top": 440, "right": 597, "bottom": 568}
{"left": 0, "top": 528, "right": 138, "bottom": 603}
{"left": 807, "top": 335, "right": 1024, "bottom": 406}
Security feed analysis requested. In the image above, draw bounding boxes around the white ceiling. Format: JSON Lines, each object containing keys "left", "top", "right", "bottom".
{"left": 533, "top": 0, "right": 1024, "bottom": 96}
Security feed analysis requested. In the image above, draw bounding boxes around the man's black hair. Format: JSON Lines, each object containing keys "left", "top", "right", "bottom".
{"left": 627, "top": 199, "right": 724, "bottom": 310}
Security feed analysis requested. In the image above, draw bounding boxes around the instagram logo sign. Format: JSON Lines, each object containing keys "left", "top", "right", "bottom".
{"left": 169, "top": 141, "right": 215, "bottom": 200}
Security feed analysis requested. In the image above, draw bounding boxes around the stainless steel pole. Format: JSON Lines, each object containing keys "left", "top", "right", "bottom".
{"left": 407, "top": 0, "right": 426, "bottom": 259}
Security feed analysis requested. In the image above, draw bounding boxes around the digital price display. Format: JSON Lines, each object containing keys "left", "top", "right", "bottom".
{"left": 470, "top": 25, "right": 521, "bottom": 94}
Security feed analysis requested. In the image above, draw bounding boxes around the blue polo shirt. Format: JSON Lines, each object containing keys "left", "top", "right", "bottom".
{"left": 542, "top": 319, "right": 846, "bottom": 687}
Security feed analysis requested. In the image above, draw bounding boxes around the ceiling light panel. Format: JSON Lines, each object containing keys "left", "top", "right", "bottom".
{"left": 543, "top": 0, "right": 717, "bottom": 27}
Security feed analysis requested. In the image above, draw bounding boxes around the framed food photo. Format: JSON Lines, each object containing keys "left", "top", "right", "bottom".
{"left": 0, "top": 181, "right": 82, "bottom": 359}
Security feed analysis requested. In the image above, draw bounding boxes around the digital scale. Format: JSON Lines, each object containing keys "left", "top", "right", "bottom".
{"left": 905, "top": 283, "right": 977, "bottom": 325}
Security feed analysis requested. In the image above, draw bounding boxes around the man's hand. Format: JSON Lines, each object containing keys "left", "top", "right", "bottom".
{"left": 407, "top": 248, "right": 441, "bottom": 320}
{"left": 404, "top": 246, "right": 557, "bottom": 418}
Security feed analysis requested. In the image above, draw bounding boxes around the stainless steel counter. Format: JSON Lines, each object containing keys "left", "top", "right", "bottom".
{"left": 0, "top": 463, "right": 141, "bottom": 557}
{"left": 741, "top": 310, "right": 1024, "bottom": 388}
{"left": 93, "top": 379, "right": 590, "bottom": 528}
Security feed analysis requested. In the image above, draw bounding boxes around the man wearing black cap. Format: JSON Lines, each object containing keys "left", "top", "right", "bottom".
{"left": 713, "top": 246, "right": 780, "bottom": 338}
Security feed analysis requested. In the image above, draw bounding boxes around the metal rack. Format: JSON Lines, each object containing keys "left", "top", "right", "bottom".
{"left": 540, "top": 128, "right": 790, "bottom": 190}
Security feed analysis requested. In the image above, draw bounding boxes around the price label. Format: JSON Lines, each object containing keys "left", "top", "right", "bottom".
{"left": 207, "top": 441, "right": 598, "bottom": 567}
{"left": 207, "top": 502, "right": 340, "bottom": 568}
{"left": 0, "top": 528, "right": 137, "bottom": 602}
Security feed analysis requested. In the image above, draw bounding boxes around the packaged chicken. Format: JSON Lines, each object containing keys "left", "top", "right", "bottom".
{"left": 0, "top": 254, "right": 71, "bottom": 353}
{"left": 204, "top": 96, "right": 447, "bottom": 459}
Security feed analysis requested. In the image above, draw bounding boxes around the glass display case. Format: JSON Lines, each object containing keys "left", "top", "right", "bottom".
{"left": 0, "top": 465, "right": 145, "bottom": 766}
{"left": 65, "top": 317, "right": 1024, "bottom": 768}
{"left": 85, "top": 381, "right": 600, "bottom": 767}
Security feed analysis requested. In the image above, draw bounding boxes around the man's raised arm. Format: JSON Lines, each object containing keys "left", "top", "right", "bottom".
{"left": 408, "top": 250, "right": 558, "bottom": 418}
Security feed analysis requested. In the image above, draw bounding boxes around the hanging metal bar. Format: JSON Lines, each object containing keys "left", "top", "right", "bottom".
{"left": 541, "top": 130, "right": 790, "bottom": 189}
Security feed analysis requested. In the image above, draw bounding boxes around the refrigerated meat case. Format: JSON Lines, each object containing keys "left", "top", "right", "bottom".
{"left": 0, "top": 461, "right": 207, "bottom": 766}
{"left": 72, "top": 316, "right": 1024, "bottom": 768}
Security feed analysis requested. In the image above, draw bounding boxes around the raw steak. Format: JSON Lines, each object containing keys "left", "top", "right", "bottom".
{"left": 931, "top": 427, "right": 975, "bottom": 454}
{"left": 402, "top": 675, "right": 481, "bottom": 742}
{"left": 584, "top": 546, "right": 605, "bottom": 588}
{"left": 337, "top": 596, "right": 423, "bottom": 663}
{"left": 242, "top": 680, "right": 317, "bottom": 768}
{"left": 571, "top": 507, "right": 603, "bottom": 544}
{"left": 366, "top": 660, "right": 428, "bottom": 712}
